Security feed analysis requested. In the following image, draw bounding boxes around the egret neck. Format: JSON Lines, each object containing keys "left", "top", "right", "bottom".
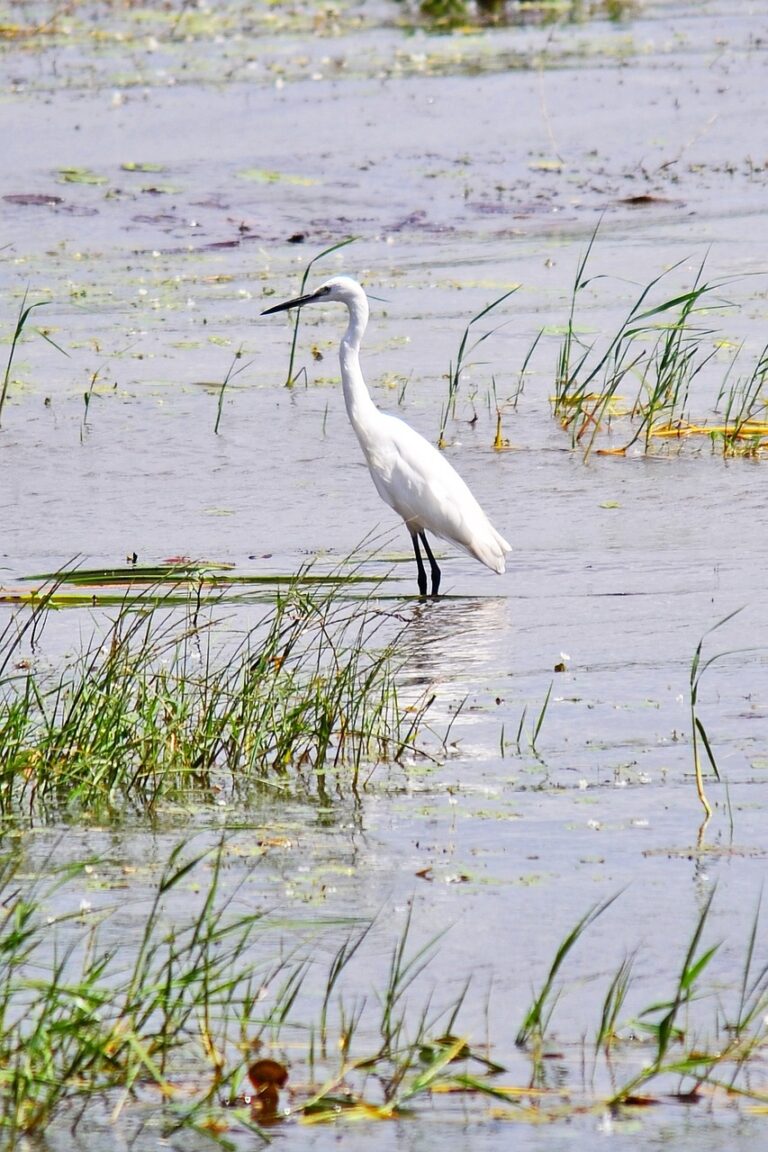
{"left": 338, "top": 288, "right": 379, "bottom": 446}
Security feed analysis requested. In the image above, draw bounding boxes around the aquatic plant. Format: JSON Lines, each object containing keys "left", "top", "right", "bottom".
{"left": 0, "top": 570, "right": 429, "bottom": 818}
{"left": 0, "top": 842, "right": 492, "bottom": 1143}
{"left": 268, "top": 237, "right": 357, "bottom": 389}
{"left": 501, "top": 679, "right": 553, "bottom": 760}
{"left": 606, "top": 888, "right": 721, "bottom": 1105}
{"left": 515, "top": 893, "right": 618, "bottom": 1048}
{"left": 213, "top": 344, "right": 250, "bottom": 435}
{"left": 399, "top": 0, "right": 638, "bottom": 32}
{"left": 555, "top": 235, "right": 726, "bottom": 455}
{"left": 554, "top": 234, "right": 768, "bottom": 457}
{"left": 0, "top": 841, "right": 270, "bottom": 1143}
{"left": 437, "top": 286, "right": 517, "bottom": 448}
{"left": 0, "top": 291, "right": 55, "bottom": 429}
{"left": 688, "top": 608, "right": 747, "bottom": 824}
{"left": 513, "top": 891, "right": 768, "bottom": 1113}
{"left": 3, "top": 853, "right": 768, "bottom": 1147}
{"left": 714, "top": 341, "right": 768, "bottom": 454}
{"left": 491, "top": 327, "right": 543, "bottom": 450}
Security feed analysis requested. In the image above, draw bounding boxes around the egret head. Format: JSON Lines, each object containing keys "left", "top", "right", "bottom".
{"left": 261, "top": 275, "right": 363, "bottom": 316}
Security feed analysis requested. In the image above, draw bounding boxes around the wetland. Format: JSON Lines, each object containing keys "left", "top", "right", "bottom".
{"left": 2, "top": 0, "right": 768, "bottom": 1147}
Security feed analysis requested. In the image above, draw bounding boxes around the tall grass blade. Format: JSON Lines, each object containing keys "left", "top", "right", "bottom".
{"left": 595, "top": 951, "right": 636, "bottom": 1054}
{"left": 282, "top": 237, "right": 357, "bottom": 387}
{"left": 0, "top": 291, "right": 50, "bottom": 428}
{"left": 516, "top": 893, "right": 620, "bottom": 1047}
{"left": 214, "top": 346, "right": 251, "bottom": 434}
{"left": 689, "top": 606, "right": 746, "bottom": 819}
{"left": 438, "top": 287, "right": 517, "bottom": 446}
{"left": 611, "top": 888, "right": 719, "bottom": 1103}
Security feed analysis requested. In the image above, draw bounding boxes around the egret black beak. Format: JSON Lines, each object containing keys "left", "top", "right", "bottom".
{"left": 261, "top": 291, "right": 318, "bottom": 316}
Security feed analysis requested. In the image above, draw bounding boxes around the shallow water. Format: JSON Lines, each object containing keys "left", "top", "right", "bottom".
{"left": 3, "top": 0, "right": 768, "bottom": 1146}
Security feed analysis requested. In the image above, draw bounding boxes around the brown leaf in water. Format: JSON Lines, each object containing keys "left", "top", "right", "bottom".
{"left": 247, "top": 1059, "right": 289, "bottom": 1122}
{"left": 617, "top": 194, "right": 684, "bottom": 207}
{"left": 202, "top": 239, "right": 241, "bottom": 250}
{"left": 248, "top": 1059, "right": 289, "bottom": 1090}
{"left": 132, "top": 213, "right": 181, "bottom": 225}
{"left": 4, "top": 193, "right": 63, "bottom": 206}
{"left": 670, "top": 1087, "right": 702, "bottom": 1104}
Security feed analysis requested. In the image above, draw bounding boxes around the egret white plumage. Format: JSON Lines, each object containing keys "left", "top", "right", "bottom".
{"left": 262, "top": 276, "right": 510, "bottom": 597}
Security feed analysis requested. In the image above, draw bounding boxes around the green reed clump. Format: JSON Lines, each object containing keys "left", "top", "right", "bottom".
{"left": 6, "top": 858, "right": 768, "bottom": 1145}
{"left": 553, "top": 235, "right": 768, "bottom": 457}
{"left": 0, "top": 577, "right": 426, "bottom": 817}
{"left": 714, "top": 340, "right": 768, "bottom": 454}
{"left": 554, "top": 230, "right": 730, "bottom": 456}
{"left": 0, "top": 841, "right": 495, "bottom": 1144}
{"left": 0, "top": 841, "right": 269, "bottom": 1143}
{"left": 292, "top": 908, "right": 495, "bottom": 1123}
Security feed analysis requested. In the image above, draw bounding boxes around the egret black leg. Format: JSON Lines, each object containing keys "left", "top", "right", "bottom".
{"left": 412, "top": 533, "right": 428, "bottom": 597}
{"left": 419, "top": 532, "right": 441, "bottom": 598}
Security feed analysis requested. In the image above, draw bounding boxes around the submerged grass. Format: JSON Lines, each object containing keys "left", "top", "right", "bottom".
{"left": 0, "top": 561, "right": 385, "bottom": 610}
{"left": 0, "top": 570, "right": 430, "bottom": 818}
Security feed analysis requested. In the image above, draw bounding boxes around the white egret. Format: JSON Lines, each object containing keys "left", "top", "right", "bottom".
{"left": 262, "top": 276, "right": 510, "bottom": 597}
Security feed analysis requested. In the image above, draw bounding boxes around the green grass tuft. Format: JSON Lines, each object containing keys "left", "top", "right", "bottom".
{"left": 0, "top": 574, "right": 429, "bottom": 818}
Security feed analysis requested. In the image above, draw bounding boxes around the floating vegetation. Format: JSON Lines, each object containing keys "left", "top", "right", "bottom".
{"left": 0, "top": 0, "right": 653, "bottom": 94}
{"left": 0, "top": 561, "right": 389, "bottom": 610}
{"left": 57, "top": 166, "right": 107, "bottom": 185}
{"left": 400, "top": 0, "right": 638, "bottom": 32}
{"left": 237, "top": 168, "right": 319, "bottom": 186}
